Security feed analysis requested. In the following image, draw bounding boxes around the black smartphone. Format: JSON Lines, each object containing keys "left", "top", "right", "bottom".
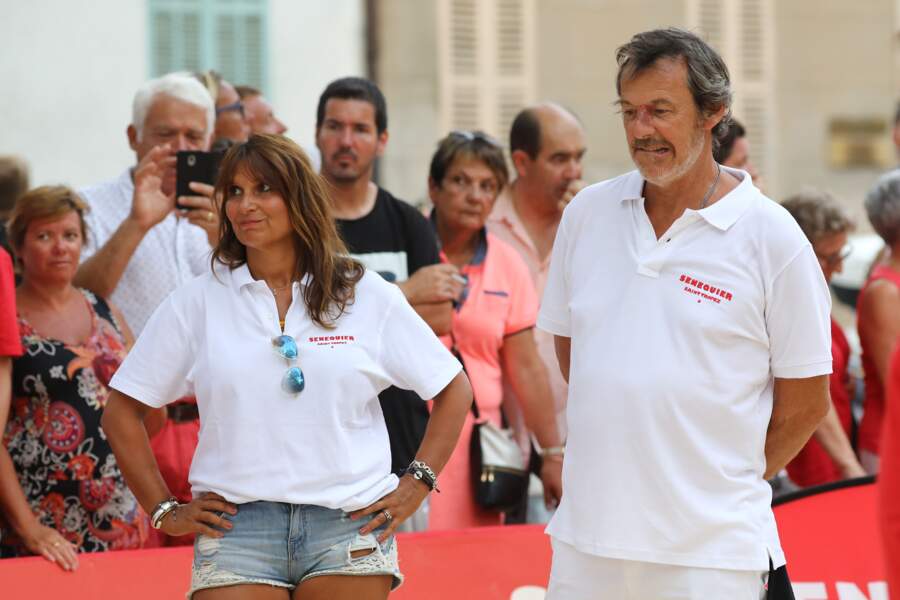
{"left": 175, "top": 150, "right": 223, "bottom": 209}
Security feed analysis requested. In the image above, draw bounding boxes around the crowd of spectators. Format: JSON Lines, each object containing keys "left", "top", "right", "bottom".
{"left": 0, "top": 61, "right": 898, "bottom": 590}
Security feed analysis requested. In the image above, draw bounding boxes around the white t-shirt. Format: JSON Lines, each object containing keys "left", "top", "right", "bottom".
{"left": 110, "top": 265, "right": 462, "bottom": 511}
{"left": 537, "top": 167, "right": 832, "bottom": 571}
{"left": 80, "top": 169, "right": 212, "bottom": 335}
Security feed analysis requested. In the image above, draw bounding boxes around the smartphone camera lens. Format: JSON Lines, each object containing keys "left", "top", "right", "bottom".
{"left": 187, "top": 154, "right": 196, "bottom": 167}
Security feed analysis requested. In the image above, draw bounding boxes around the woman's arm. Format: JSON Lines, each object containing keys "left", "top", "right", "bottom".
{"left": 501, "top": 329, "right": 564, "bottom": 508}
{"left": 107, "top": 302, "right": 167, "bottom": 438}
{"left": 811, "top": 403, "right": 865, "bottom": 478}
{"left": 352, "top": 371, "right": 472, "bottom": 541}
{"left": 0, "top": 445, "right": 79, "bottom": 570}
{"left": 101, "top": 390, "right": 236, "bottom": 538}
{"left": 859, "top": 280, "right": 900, "bottom": 387}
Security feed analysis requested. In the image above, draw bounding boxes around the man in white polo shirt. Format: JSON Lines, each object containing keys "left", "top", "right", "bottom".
{"left": 539, "top": 28, "right": 832, "bottom": 599}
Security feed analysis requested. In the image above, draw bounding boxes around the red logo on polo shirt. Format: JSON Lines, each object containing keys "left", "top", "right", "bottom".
{"left": 309, "top": 335, "right": 356, "bottom": 346}
{"left": 679, "top": 274, "right": 733, "bottom": 305}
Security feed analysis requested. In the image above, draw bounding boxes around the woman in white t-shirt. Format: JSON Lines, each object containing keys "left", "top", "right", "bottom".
{"left": 101, "top": 134, "right": 471, "bottom": 600}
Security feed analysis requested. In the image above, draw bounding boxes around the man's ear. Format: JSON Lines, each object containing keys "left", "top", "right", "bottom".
{"left": 375, "top": 129, "right": 389, "bottom": 158}
{"left": 511, "top": 149, "right": 532, "bottom": 179}
{"left": 127, "top": 125, "right": 139, "bottom": 152}
{"left": 705, "top": 104, "right": 728, "bottom": 133}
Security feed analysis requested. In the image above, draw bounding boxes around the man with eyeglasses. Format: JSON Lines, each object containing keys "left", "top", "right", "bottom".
{"left": 315, "top": 77, "right": 465, "bottom": 531}
{"left": 195, "top": 70, "right": 251, "bottom": 144}
{"left": 539, "top": 29, "right": 832, "bottom": 598}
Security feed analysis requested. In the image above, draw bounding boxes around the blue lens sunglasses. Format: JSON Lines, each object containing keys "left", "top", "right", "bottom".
{"left": 272, "top": 335, "right": 305, "bottom": 394}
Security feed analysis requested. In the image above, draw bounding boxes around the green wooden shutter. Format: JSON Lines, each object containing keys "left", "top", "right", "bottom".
{"left": 148, "top": 0, "right": 268, "bottom": 92}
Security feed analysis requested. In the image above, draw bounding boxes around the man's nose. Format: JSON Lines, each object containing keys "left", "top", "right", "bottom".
{"left": 174, "top": 134, "right": 191, "bottom": 151}
{"left": 339, "top": 127, "right": 354, "bottom": 146}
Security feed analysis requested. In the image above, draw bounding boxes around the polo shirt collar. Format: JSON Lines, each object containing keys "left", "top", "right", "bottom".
{"left": 620, "top": 165, "right": 756, "bottom": 232}
{"left": 227, "top": 262, "right": 311, "bottom": 292}
{"left": 429, "top": 210, "right": 488, "bottom": 266}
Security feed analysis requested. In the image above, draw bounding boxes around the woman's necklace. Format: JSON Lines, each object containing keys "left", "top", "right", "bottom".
{"left": 268, "top": 283, "right": 292, "bottom": 295}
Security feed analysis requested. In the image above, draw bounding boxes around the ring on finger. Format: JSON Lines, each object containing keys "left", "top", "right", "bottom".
{"left": 382, "top": 509, "right": 393, "bottom": 522}
{"left": 206, "top": 211, "right": 214, "bottom": 222}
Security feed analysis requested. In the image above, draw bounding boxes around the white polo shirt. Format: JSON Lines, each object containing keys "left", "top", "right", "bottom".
{"left": 110, "top": 265, "right": 462, "bottom": 511}
{"left": 537, "top": 167, "right": 831, "bottom": 571}
{"left": 80, "top": 169, "right": 212, "bottom": 335}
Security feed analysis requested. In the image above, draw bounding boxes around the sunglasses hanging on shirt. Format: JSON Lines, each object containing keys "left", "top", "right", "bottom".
{"left": 272, "top": 334, "right": 305, "bottom": 394}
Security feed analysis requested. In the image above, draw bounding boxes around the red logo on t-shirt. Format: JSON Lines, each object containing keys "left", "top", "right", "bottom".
{"left": 679, "top": 274, "right": 733, "bottom": 304}
{"left": 309, "top": 335, "right": 356, "bottom": 346}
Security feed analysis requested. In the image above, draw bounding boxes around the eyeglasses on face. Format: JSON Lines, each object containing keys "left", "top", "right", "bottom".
{"left": 216, "top": 100, "right": 245, "bottom": 118}
{"left": 272, "top": 334, "right": 305, "bottom": 394}
{"left": 815, "top": 244, "right": 853, "bottom": 268}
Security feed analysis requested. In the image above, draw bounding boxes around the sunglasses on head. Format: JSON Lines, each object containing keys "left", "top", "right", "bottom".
{"left": 272, "top": 335, "right": 305, "bottom": 394}
{"left": 449, "top": 129, "right": 501, "bottom": 147}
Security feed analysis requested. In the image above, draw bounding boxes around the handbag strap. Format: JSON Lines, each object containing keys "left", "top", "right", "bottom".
{"left": 450, "top": 328, "right": 511, "bottom": 428}
{"left": 449, "top": 329, "right": 481, "bottom": 420}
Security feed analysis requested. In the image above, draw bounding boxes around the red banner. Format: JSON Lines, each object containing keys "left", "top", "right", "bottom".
{"left": 0, "top": 525, "right": 552, "bottom": 600}
{"left": 774, "top": 477, "right": 889, "bottom": 599}
{"left": 0, "top": 478, "right": 888, "bottom": 599}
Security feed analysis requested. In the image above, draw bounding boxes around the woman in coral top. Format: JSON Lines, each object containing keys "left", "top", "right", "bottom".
{"left": 858, "top": 171, "right": 900, "bottom": 474}
{"left": 425, "top": 131, "right": 563, "bottom": 530}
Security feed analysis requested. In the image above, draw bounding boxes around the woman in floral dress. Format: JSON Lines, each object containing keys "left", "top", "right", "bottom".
{"left": 0, "top": 186, "right": 162, "bottom": 570}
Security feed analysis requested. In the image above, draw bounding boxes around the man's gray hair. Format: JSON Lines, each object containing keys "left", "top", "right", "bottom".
{"left": 132, "top": 72, "right": 215, "bottom": 140}
{"left": 865, "top": 169, "right": 900, "bottom": 245}
{"left": 615, "top": 28, "right": 733, "bottom": 147}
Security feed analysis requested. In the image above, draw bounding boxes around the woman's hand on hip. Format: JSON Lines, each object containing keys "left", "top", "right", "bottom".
{"left": 349, "top": 475, "right": 430, "bottom": 543}
{"left": 22, "top": 522, "right": 79, "bottom": 571}
{"left": 160, "top": 491, "right": 238, "bottom": 538}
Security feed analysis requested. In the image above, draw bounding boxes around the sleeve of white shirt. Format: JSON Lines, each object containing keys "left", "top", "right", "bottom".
{"left": 108, "top": 292, "right": 193, "bottom": 407}
{"left": 78, "top": 190, "right": 101, "bottom": 263}
{"left": 376, "top": 286, "right": 462, "bottom": 400}
{"left": 766, "top": 244, "right": 833, "bottom": 378}
{"left": 537, "top": 215, "right": 572, "bottom": 337}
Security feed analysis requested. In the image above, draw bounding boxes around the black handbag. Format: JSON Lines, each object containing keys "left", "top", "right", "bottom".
{"left": 468, "top": 397, "right": 530, "bottom": 512}
{"left": 449, "top": 331, "right": 529, "bottom": 513}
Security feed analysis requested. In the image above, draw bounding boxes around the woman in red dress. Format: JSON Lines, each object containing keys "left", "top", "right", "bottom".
{"left": 781, "top": 190, "right": 864, "bottom": 486}
{"left": 858, "top": 171, "right": 900, "bottom": 474}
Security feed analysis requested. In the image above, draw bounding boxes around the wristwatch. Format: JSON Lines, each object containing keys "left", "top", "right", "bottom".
{"left": 405, "top": 460, "right": 440, "bottom": 493}
{"left": 150, "top": 497, "right": 180, "bottom": 529}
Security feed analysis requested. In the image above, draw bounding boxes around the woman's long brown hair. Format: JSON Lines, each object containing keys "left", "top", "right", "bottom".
{"left": 212, "top": 134, "right": 363, "bottom": 329}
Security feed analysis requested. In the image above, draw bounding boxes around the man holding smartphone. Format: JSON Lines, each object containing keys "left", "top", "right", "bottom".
{"left": 75, "top": 72, "right": 219, "bottom": 545}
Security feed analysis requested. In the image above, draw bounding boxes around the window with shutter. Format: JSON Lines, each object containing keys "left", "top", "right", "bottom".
{"left": 437, "top": 0, "right": 535, "bottom": 139}
{"left": 148, "top": 0, "right": 268, "bottom": 91}
{"left": 688, "top": 0, "right": 774, "bottom": 186}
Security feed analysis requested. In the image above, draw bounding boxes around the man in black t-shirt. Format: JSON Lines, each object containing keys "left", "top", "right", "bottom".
{"left": 316, "top": 78, "right": 464, "bottom": 530}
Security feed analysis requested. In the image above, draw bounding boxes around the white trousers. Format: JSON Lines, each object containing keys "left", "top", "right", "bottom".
{"left": 547, "top": 538, "right": 767, "bottom": 600}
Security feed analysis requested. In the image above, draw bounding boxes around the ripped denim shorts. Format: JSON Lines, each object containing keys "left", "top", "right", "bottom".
{"left": 188, "top": 501, "right": 402, "bottom": 598}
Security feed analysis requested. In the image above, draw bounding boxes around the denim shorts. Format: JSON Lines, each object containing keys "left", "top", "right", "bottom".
{"left": 188, "top": 501, "right": 402, "bottom": 598}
